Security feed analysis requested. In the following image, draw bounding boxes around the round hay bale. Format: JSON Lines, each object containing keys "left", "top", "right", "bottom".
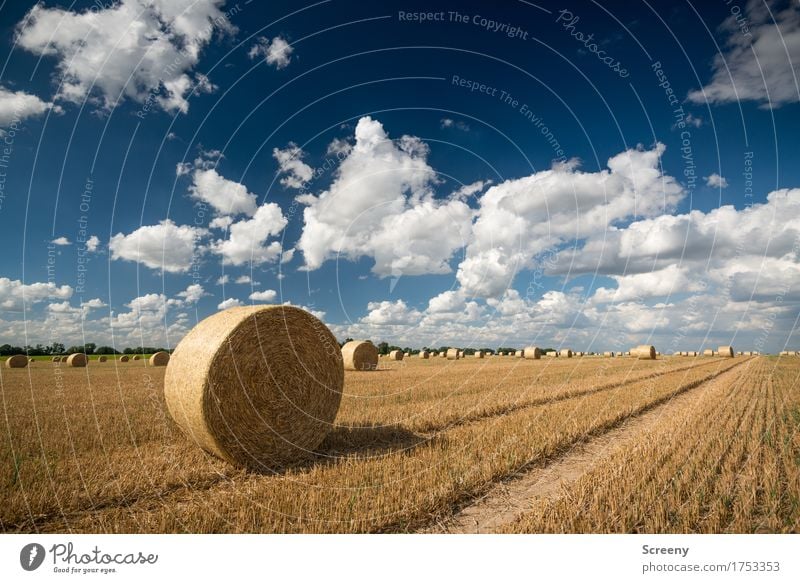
{"left": 119, "top": 355, "right": 130, "bottom": 362}
{"left": 631, "top": 345, "right": 656, "bottom": 360}
{"left": 474, "top": 351, "right": 484, "bottom": 358}
{"left": 446, "top": 348, "right": 460, "bottom": 360}
{"left": 545, "top": 350, "right": 557, "bottom": 357}
{"left": 164, "top": 305, "right": 344, "bottom": 469}
{"left": 703, "top": 349, "right": 714, "bottom": 356}
{"left": 60, "top": 356, "right": 68, "bottom": 362}
{"left": 717, "top": 345, "right": 734, "bottom": 357}
{"left": 419, "top": 350, "right": 429, "bottom": 359}
{"left": 97, "top": 355, "right": 107, "bottom": 363}
{"left": 67, "top": 353, "right": 87, "bottom": 367}
{"left": 389, "top": 350, "right": 404, "bottom": 361}
{"left": 133, "top": 355, "right": 141, "bottom": 361}
{"left": 5, "top": 355, "right": 29, "bottom": 368}
{"left": 51, "top": 356, "right": 60, "bottom": 362}
{"left": 149, "top": 351, "right": 170, "bottom": 366}
{"left": 514, "top": 350, "right": 523, "bottom": 358}
{"left": 559, "top": 349, "right": 573, "bottom": 358}
{"left": 341, "top": 340, "right": 379, "bottom": 371}
{"left": 523, "top": 346, "right": 542, "bottom": 360}
{"left": 603, "top": 351, "right": 614, "bottom": 357}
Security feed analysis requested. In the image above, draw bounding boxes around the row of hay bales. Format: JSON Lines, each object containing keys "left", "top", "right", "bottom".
{"left": 339, "top": 340, "right": 753, "bottom": 372}
{"left": 779, "top": 350, "right": 800, "bottom": 356}
{"left": 5, "top": 352, "right": 170, "bottom": 368}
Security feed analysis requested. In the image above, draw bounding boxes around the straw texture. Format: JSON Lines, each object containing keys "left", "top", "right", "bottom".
{"left": 149, "top": 351, "right": 170, "bottom": 366}
{"left": 523, "top": 346, "right": 542, "bottom": 360}
{"left": 67, "top": 353, "right": 88, "bottom": 367}
{"left": 5, "top": 355, "right": 28, "bottom": 368}
{"left": 631, "top": 345, "right": 656, "bottom": 360}
{"left": 341, "top": 340, "right": 379, "bottom": 371}
{"left": 164, "top": 305, "right": 344, "bottom": 469}
{"left": 717, "top": 345, "right": 734, "bottom": 357}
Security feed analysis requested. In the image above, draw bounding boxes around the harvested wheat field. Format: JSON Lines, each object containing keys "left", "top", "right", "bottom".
{"left": 1, "top": 355, "right": 797, "bottom": 534}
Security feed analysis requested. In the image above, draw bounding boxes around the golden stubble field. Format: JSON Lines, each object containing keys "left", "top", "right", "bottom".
{"left": 1, "top": 355, "right": 798, "bottom": 533}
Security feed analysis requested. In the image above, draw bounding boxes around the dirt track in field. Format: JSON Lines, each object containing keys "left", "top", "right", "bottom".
{"left": 423, "top": 359, "right": 749, "bottom": 533}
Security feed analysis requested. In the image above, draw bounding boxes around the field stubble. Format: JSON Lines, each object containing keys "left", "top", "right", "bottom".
{"left": 1, "top": 355, "right": 797, "bottom": 533}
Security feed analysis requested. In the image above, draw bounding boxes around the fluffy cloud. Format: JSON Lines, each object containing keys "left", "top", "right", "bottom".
{"left": 189, "top": 168, "right": 259, "bottom": 217}
{"left": 249, "top": 289, "right": 277, "bottom": 302}
{"left": 218, "top": 297, "right": 243, "bottom": 310}
{"left": 85, "top": 235, "right": 101, "bottom": 252}
{"left": 249, "top": 36, "right": 294, "bottom": 69}
{"left": 705, "top": 173, "right": 729, "bottom": 188}
{"left": 555, "top": 188, "right": 800, "bottom": 279}
{"left": 176, "top": 283, "right": 206, "bottom": 304}
{"left": 109, "top": 220, "right": 205, "bottom": 273}
{"left": 273, "top": 143, "right": 313, "bottom": 189}
{"left": 458, "top": 143, "right": 684, "bottom": 297}
{"left": 688, "top": 2, "right": 800, "bottom": 107}
{"left": 212, "top": 203, "right": 287, "bottom": 266}
{"left": 51, "top": 236, "right": 70, "bottom": 246}
{"left": 15, "top": 0, "right": 234, "bottom": 113}
{"left": 591, "top": 265, "right": 705, "bottom": 304}
{"left": 0, "top": 278, "right": 73, "bottom": 311}
{"left": 0, "top": 86, "right": 59, "bottom": 126}
{"left": 297, "top": 116, "right": 472, "bottom": 277}
{"left": 361, "top": 299, "right": 423, "bottom": 325}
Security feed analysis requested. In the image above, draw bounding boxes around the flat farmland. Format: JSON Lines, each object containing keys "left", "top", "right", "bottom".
{"left": 1, "top": 355, "right": 798, "bottom": 533}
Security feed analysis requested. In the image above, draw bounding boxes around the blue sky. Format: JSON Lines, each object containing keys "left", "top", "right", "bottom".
{"left": 0, "top": 0, "right": 798, "bottom": 352}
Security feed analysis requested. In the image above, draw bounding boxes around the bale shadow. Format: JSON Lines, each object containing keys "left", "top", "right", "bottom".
{"left": 317, "top": 424, "right": 429, "bottom": 460}
{"left": 239, "top": 425, "right": 434, "bottom": 476}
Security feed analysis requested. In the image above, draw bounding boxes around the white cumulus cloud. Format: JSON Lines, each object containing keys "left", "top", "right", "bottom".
{"left": 15, "top": 0, "right": 234, "bottom": 113}
{"left": 297, "top": 116, "right": 472, "bottom": 277}
{"left": 249, "top": 36, "right": 294, "bottom": 69}
{"left": 109, "top": 220, "right": 206, "bottom": 273}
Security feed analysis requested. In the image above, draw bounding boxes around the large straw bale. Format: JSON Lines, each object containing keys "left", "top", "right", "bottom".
{"left": 67, "top": 353, "right": 87, "bottom": 367}
{"left": 5, "top": 355, "right": 28, "bottom": 368}
{"left": 164, "top": 305, "right": 343, "bottom": 469}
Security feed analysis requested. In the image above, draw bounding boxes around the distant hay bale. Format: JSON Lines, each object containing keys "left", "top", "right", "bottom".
{"left": 67, "top": 353, "right": 88, "bottom": 367}
{"left": 717, "top": 345, "right": 734, "bottom": 357}
{"left": 149, "top": 351, "right": 170, "bottom": 366}
{"left": 389, "top": 350, "right": 404, "bottom": 361}
{"left": 446, "top": 348, "right": 460, "bottom": 360}
{"left": 545, "top": 350, "right": 557, "bottom": 357}
{"left": 631, "top": 345, "right": 656, "bottom": 360}
{"left": 514, "top": 350, "right": 523, "bottom": 358}
{"left": 419, "top": 350, "right": 429, "bottom": 359}
{"left": 341, "top": 340, "right": 379, "bottom": 371}
{"left": 603, "top": 351, "right": 614, "bottom": 357}
{"left": 60, "top": 356, "right": 68, "bottom": 362}
{"left": 560, "top": 349, "right": 573, "bottom": 358}
{"left": 164, "top": 305, "right": 344, "bottom": 469}
{"left": 523, "top": 346, "right": 542, "bottom": 360}
{"left": 404, "top": 352, "right": 410, "bottom": 357}
{"left": 5, "top": 355, "right": 28, "bottom": 368}
{"left": 120, "top": 355, "right": 130, "bottom": 362}
{"left": 97, "top": 356, "right": 107, "bottom": 363}
{"left": 703, "top": 349, "right": 714, "bottom": 356}
{"left": 133, "top": 355, "right": 141, "bottom": 361}
{"left": 474, "top": 351, "right": 484, "bottom": 358}
{"left": 52, "top": 356, "right": 60, "bottom": 362}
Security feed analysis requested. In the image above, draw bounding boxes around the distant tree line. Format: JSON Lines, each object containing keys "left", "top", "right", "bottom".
{"left": 0, "top": 342, "right": 172, "bottom": 356}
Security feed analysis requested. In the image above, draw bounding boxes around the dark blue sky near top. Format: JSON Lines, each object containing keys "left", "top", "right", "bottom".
{"left": 0, "top": 0, "right": 797, "bottom": 348}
